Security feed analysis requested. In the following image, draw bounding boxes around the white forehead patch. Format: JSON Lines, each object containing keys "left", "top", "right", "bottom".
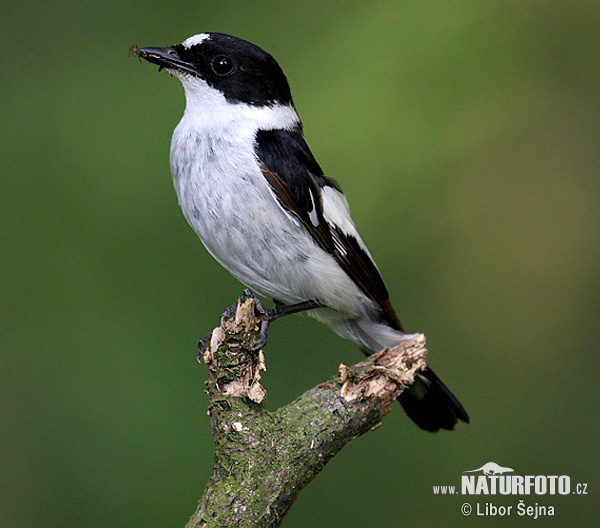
{"left": 181, "top": 33, "right": 210, "bottom": 49}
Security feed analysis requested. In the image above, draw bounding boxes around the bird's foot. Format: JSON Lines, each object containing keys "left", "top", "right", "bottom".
{"left": 244, "top": 292, "right": 325, "bottom": 351}
{"left": 196, "top": 295, "right": 243, "bottom": 362}
{"left": 198, "top": 290, "right": 324, "bottom": 360}
{"left": 232, "top": 289, "right": 272, "bottom": 352}
{"left": 197, "top": 290, "right": 271, "bottom": 353}
{"left": 197, "top": 332, "right": 213, "bottom": 363}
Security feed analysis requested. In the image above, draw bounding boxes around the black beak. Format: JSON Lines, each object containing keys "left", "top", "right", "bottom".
{"left": 135, "top": 46, "right": 197, "bottom": 76}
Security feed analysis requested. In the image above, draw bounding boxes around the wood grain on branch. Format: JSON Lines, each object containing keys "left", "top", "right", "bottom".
{"left": 187, "top": 296, "right": 427, "bottom": 528}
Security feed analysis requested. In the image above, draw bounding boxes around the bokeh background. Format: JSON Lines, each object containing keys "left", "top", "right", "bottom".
{"left": 2, "top": 1, "right": 598, "bottom": 526}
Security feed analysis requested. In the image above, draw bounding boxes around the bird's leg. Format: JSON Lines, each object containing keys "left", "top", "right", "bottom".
{"left": 198, "top": 290, "right": 323, "bottom": 359}
{"left": 246, "top": 292, "right": 323, "bottom": 352}
{"left": 270, "top": 299, "right": 325, "bottom": 318}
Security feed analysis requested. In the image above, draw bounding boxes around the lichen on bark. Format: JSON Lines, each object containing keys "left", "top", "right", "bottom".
{"left": 186, "top": 295, "right": 427, "bottom": 528}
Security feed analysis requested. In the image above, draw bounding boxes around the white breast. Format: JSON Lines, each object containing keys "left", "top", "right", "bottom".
{"left": 168, "top": 79, "right": 369, "bottom": 316}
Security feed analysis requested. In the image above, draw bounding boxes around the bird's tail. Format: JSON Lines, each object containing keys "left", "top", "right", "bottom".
{"left": 398, "top": 367, "right": 469, "bottom": 432}
{"left": 323, "top": 316, "right": 469, "bottom": 432}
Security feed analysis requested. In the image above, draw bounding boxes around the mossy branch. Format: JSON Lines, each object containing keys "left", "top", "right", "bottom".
{"left": 187, "top": 295, "right": 427, "bottom": 528}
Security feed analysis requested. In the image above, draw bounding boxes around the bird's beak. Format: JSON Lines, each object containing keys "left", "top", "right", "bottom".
{"left": 135, "top": 46, "right": 197, "bottom": 76}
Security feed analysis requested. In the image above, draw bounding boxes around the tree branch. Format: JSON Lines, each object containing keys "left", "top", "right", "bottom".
{"left": 187, "top": 295, "right": 427, "bottom": 528}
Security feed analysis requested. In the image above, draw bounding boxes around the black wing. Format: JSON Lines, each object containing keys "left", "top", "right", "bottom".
{"left": 255, "top": 127, "right": 404, "bottom": 331}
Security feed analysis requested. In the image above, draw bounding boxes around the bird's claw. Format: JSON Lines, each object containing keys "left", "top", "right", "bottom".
{"left": 198, "top": 290, "right": 318, "bottom": 360}
{"left": 197, "top": 332, "right": 213, "bottom": 363}
{"left": 197, "top": 291, "right": 251, "bottom": 362}
{"left": 239, "top": 290, "right": 273, "bottom": 352}
{"left": 213, "top": 289, "right": 273, "bottom": 352}
{"left": 220, "top": 304, "right": 237, "bottom": 328}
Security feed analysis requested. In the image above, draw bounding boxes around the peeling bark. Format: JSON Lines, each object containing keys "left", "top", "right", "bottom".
{"left": 187, "top": 295, "right": 427, "bottom": 528}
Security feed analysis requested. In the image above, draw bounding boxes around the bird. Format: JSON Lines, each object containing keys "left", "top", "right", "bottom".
{"left": 135, "top": 32, "right": 469, "bottom": 432}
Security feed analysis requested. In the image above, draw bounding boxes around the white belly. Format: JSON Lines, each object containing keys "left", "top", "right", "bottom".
{"left": 170, "top": 123, "right": 366, "bottom": 316}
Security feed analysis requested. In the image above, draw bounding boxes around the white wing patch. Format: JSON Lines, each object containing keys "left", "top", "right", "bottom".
{"left": 320, "top": 186, "right": 374, "bottom": 260}
{"left": 308, "top": 188, "right": 319, "bottom": 226}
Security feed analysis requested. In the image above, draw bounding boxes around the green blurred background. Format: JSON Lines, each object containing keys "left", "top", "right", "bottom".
{"left": 2, "top": 1, "right": 598, "bottom": 526}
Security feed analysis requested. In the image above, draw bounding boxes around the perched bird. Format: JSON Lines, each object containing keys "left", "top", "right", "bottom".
{"left": 135, "top": 33, "right": 469, "bottom": 432}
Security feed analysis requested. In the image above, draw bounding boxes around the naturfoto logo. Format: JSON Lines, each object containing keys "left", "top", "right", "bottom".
{"left": 461, "top": 462, "right": 569, "bottom": 495}
{"left": 432, "top": 461, "right": 588, "bottom": 519}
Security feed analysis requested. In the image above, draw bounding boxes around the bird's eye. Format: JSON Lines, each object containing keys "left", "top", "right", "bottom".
{"left": 211, "top": 55, "right": 234, "bottom": 76}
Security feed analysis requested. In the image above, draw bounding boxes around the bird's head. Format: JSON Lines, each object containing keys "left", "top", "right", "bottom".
{"left": 135, "top": 33, "right": 294, "bottom": 111}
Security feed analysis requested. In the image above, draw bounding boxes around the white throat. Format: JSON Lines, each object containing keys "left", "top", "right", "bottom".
{"left": 172, "top": 72, "right": 299, "bottom": 138}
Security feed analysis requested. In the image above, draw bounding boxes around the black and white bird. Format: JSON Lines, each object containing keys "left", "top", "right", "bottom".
{"left": 136, "top": 33, "right": 469, "bottom": 432}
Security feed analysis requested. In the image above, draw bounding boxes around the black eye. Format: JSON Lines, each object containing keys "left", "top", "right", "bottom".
{"left": 211, "top": 55, "right": 234, "bottom": 76}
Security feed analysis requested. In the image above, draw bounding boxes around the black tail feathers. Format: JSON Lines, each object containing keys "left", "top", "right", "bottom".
{"left": 398, "top": 367, "right": 469, "bottom": 433}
